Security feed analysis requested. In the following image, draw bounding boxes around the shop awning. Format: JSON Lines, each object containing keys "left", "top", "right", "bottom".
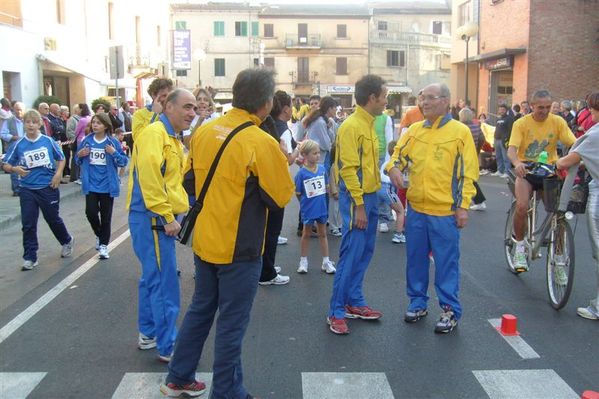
{"left": 37, "top": 53, "right": 103, "bottom": 82}
{"left": 470, "top": 48, "right": 526, "bottom": 62}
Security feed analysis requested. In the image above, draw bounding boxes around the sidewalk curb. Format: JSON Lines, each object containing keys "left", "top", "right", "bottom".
{"left": 0, "top": 187, "right": 83, "bottom": 231}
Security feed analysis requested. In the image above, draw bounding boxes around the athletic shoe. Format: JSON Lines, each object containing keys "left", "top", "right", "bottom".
{"left": 75, "top": 179, "right": 82, "bottom": 185}
{"left": 321, "top": 260, "right": 336, "bottom": 274}
{"left": 513, "top": 247, "right": 528, "bottom": 272}
{"left": 277, "top": 236, "right": 288, "bottom": 245}
{"left": 158, "top": 353, "right": 172, "bottom": 363}
{"left": 297, "top": 258, "right": 308, "bottom": 274}
{"left": 95, "top": 236, "right": 100, "bottom": 251}
{"left": 258, "top": 274, "right": 290, "bottom": 285}
{"left": 327, "top": 316, "right": 349, "bottom": 335}
{"left": 21, "top": 260, "right": 39, "bottom": 271}
{"left": 500, "top": 173, "right": 509, "bottom": 179}
{"left": 378, "top": 223, "right": 389, "bottom": 233}
{"left": 553, "top": 255, "right": 568, "bottom": 286}
{"left": 479, "top": 169, "right": 490, "bottom": 176}
{"left": 404, "top": 309, "right": 428, "bottom": 323}
{"left": 98, "top": 245, "right": 109, "bottom": 260}
{"left": 137, "top": 333, "right": 157, "bottom": 350}
{"left": 469, "top": 202, "right": 487, "bottom": 211}
{"left": 344, "top": 305, "right": 382, "bottom": 320}
{"left": 490, "top": 171, "right": 502, "bottom": 177}
{"left": 392, "top": 232, "right": 406, "bottom": 244}
{"left": 274, "top": 266, "right": 281, "bottom": 273}
{"left": 160, "top": 380, "right": 207, "bottom": 398}
{"left": 434, "top": 308, "right": 457, "bottom": 333}
{"left": 576, "top": 302, "right": 599, "bottom": 320}
{"left": 61, "top": 236, "right": 74, "bottom": 258}
{"left": 330, "top": 228, "right": 342, "bottom": 237}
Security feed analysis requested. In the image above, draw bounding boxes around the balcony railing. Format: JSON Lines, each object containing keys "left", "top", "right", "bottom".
{"left": 285, "top": 34, "right": 322, "bottom": 49}
{"left": 371, "top": 31, "right": 451, "bottom": 45}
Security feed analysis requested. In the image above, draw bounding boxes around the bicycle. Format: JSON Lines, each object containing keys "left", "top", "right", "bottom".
{"left": 503, "top": 163, "right": 576, "bottom": 310}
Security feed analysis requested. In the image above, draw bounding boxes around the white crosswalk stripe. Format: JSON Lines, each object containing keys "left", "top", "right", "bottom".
{"left": 473, "top": 369, "right": 579, "bottom": 399}
{"left": 111, "top": 372, "right": 213, "bottom": 399}
{"left": 301, "top": 372, "right": 394, "bottom": 399}
{"left": 0, "top": 372, "right": 47, "bottom": 399}
{"left": 488, "top": 318, "right": 540, "bottom": 359}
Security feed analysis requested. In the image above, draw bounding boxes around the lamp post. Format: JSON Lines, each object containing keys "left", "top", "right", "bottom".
{"left": 459, "top": 22, "right": 479, "bottom": 106}
{"left": 194, "top": 48, "right": 206, "bottom": 88}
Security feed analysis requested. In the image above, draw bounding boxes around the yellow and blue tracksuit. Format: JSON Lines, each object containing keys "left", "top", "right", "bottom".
{"left": 328, "top": 106, "right": 381, "bottom": 319}
{"left": 126, "top": 114, "right": 188, "bottom": 357}
{"left": 131, "top": 105, "right": 159, "bottom": 142}
{"left": 385, "top": 113, "right": 479, "bottom": 319}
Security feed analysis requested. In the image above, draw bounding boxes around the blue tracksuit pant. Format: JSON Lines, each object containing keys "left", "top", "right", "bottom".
{"left": 328, "top": 189, "right": 378, "bottom": 319}
{"left": 405, "top": 206, "right": 462, "bottom": 319}
{"left": 167, "top": 256, "right": 261, "bottom": 399}
{"left": 20, "top": 186, "right": 71, "bottom": 262}
{"left": 129, "top": 211, "right": 180, "bottom": 357}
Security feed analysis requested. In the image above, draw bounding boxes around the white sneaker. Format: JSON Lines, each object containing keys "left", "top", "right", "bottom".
{"left": 329, "top": 228, "right": 342, "bottom": 237}
{"left": 158, "top": 353, "right": 172, "bottom": 363}
{"left": 392, "top": 232, "right": 406, "bottom": 243}
{"left": 258, "top": 273, "right": 290, "bottom": 285}
{"left": 500, "top": 173, "right": 509, "bottom": 179}
{"left": 469, "top": 202, "right": 487, "bottom": 211}
{"left": 379, "top": 223, "right": 389, "bottom": 233}
{"left": 321, "top": 260, "right": 336, "bottom": 274}
{"left": 95, "top": 236, "right": 100, "bottom": 251}
{"left": 61, "top": 236, "right": 74, "bottom": 258}
{"left": 98, "top": 245, "right": 110, "bottom": 259}
{"left": 21, "top": 260, "right": 39, "bottom": 271}
{"left": 553, "top": 255, "right": 568, "bottom": 286}
{"left": 297, "top": 259, "right": 308, "bottom": 274}
{"left": 75, "top": 179, "right": 82, "bottom": 185}
{"left": 137, "top": 333, "right": 157, "bottom": 350}
{"left": 577, "top": 301, "right": 599, "bottom": 320}
{"left": 277, "top": 236, "right": 288, "bottom": 245}
{"left": 491, "top": 171, "right": 502, "bottom": 176}
{"left": 479, "top": 169, "right": 489, "bottom": 176}
{"left": 514, "top": 246, "right": 529, "bottom": 272}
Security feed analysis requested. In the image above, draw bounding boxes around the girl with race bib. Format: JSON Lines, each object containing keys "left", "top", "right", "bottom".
{"left": 76, "top": 113, "right": 128, "bottom": 259}
{"left": 295, "top": 140, "right": 336, "bottom": 274}
{"left": 2, "top": 109, "right": 74, "bottom": 271}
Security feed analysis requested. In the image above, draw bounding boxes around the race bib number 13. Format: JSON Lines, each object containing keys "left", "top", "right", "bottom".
{"left": 89, "top": 148, "right": 106, "bottom": 165}
{"left": 304, "top": 175, "right": 326, "bottom": 198}
{"left": 23, "top": 147, "right": 50, "bottom": 169}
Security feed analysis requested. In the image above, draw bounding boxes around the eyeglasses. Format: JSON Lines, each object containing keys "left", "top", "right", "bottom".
{"left": 418, "top": 95, "right": 446, "bottom": 102}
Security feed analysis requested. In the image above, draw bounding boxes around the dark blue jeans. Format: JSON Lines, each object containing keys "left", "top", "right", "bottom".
{"left": 20, "top": 186, "right": 71, "bottom": 262}
{"left": 167, "top": 256, "right": 261, "bottom": 399}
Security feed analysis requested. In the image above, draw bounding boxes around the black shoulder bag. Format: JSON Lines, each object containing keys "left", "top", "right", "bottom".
{"left": 178, "top": 121, "right": 254, "bottom": 245}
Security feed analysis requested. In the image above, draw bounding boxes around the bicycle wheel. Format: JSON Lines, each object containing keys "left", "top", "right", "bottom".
{"left": 546, "top": 218, "right": 575, "bottom": 310}
{"left": 503, "top": 201, "right": 519, "bottom": 274}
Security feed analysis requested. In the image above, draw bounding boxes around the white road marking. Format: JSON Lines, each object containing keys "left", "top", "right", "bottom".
{"left": 302, "top": 372, "right": 394, "bottom": 399}
{"left": 473, "top": 369, "right": 578, "bottom": 399}
{"left": 488, "top": 318, "right": 540, "bottom": 359}
{"left": 0, "top": 372, "right": 47, "bottom": 399}
{"left": 0, "top": 230, "right": 130, "bottom": 344}
{"left": 112, "top": 372, "right": 212, "bottom": 399}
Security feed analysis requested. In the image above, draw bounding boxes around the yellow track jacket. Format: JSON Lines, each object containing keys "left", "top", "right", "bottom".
{"left": 335, "top": 105, "right": 381, "bottom": 206}
{"left": 188, "top": 108, "right": 294, "bottom": 264}
{"left": 386, "top": 114, "right": 479, "bottom": 216}
{"left": 126, "top": 114, "right": 189, "bottom": 223}
{"left": 132, "top": 106, "right": 159, "bottom": 141}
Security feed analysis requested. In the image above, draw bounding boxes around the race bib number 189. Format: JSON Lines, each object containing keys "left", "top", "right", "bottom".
{"left": 303, "top": 175, "right": 326, "bottom": 198}
{"left": 23, "top": 147, "right": 50, "bottom": 169}
{"left": 89, "top": 148, "right": 107, "bottom": 165}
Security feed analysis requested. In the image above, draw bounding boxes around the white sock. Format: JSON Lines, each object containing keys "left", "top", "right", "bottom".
{"left": 323, "top": 256, "right": 330, "bottom": 264}
{"left": 300, "top": 257, "right": 308, "bottom": 264}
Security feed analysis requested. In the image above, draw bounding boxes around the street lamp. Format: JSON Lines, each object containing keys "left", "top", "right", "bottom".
{"left": 194, "top": 48, "right": 206, "bottom": 87}
{"left": 458, "top": 22, "right": 478, "bottom": 106}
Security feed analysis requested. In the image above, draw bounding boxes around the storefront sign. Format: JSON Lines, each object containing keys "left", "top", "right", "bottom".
{"left": 327, "top": 85, "right": 354, "bottom": 94}
{"left": 485, "top": 56, "right": 512, "bottom": 71}
{"left": 172, "top": 30, "right": 191, "bottom": 70}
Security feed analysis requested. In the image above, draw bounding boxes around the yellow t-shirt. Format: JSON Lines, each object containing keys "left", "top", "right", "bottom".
{"left": 508, "top": 113, "right": 576, "bottom": 164}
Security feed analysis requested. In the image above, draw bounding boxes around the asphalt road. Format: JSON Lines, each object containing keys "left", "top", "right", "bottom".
{"left": 0, "top": 176, "right": 597, "bottom": 399}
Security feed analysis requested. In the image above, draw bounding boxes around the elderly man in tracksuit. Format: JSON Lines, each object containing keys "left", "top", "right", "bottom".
{"left": 327, "top": 75, "right": 387, "bottom": 335}
{"left": 127, "top": 89, "right": 196, "bottom": 362}
{"left": 387, "top": 83, "right": 478, "bottom": 334}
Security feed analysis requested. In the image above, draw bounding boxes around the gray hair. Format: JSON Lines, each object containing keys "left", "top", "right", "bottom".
{"left": 232, "top": 68, "right": 275, "bottom": 114}
{"left": 165, "top": 88, "right": 192, "bottom": 105}
{"left": 531, "top": 90, "right": 551, "bottom": 103}
{"left": 560, "top": 100, "right": 572, "bottom": 110}
{"left": 458, "top": 107, "right": 474, "bottom": 123}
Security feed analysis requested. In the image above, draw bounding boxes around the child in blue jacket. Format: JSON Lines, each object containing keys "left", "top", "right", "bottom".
{"left": 77, "top": 113, "right": 128, "bottom": 259}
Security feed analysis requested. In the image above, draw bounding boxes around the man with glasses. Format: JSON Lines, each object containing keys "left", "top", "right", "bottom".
{"left": 508, "top": 90, "right": 576, "bottom": 272}
{"left": 387, "top": 83, "right": 479, "bottom": 334}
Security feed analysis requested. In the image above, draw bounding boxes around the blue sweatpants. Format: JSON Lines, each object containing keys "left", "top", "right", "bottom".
{"left": 20, "top": 186, "right": 71, "bottom": 262}
{"left": 405, "top": 206, "right": 462, "bottom": 319}
{"left": 328, "top": 190, "right": 378, "bottom": 319}
{"left": 129, "top": 211, "right": 180, "bottom": 357}
{"left": 167, "top": 256, "right": 261, "bottom": 399}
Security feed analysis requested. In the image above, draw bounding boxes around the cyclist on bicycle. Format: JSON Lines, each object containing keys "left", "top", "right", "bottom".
{"left": 507, "top": 90, "right": 576, "bottom": 272}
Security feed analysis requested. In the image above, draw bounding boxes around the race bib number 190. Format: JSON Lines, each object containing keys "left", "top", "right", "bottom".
{"left": 23, "top": 147, "right": 50, "bottom": 169}
{"left": 89, "top": 148, "right": 107, "bottom": 165}
{"left": 303, "top": 175, "right": 326, "bottom": 198}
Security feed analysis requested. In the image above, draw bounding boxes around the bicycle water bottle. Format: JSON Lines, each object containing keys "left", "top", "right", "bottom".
{"left": 537, "top": 150, "right": 548, "bottom": 164}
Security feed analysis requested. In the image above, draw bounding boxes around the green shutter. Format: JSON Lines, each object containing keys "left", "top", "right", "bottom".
{"left": 175, "top": 21, "right": 186, "bottom": 30}
{"left": 251, "top": 21, "right": 259, "bottom": 37}
{"left": 213, "top": 21, "right": 224, "bottom": 36}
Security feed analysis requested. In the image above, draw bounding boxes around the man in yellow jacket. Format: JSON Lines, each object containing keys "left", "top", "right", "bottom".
{"left": 327, "top": 75, "right": 386, "bottom": 335}
{"left": 127, "top": 89, "right": 196, "bottom": 362}
{"left": 387, "top": 83, "right": 479, "bottom": 334}
{"left": 161, "top": 69, "right": 294, "bottom": 399}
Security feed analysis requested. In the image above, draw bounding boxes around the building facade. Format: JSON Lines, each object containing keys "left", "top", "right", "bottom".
{"left": 370, "top": 1, "right": 452, "bottom": 114}
{"left": 0, "top": 0, "right": 169, "bottom": 108}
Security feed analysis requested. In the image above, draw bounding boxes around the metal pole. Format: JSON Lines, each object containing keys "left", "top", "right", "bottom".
{"left": 198, "top": 59, "right": 201, "bottom": 87}
{"left": 464, "top": 37, "right": 469, "bottom": 105}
